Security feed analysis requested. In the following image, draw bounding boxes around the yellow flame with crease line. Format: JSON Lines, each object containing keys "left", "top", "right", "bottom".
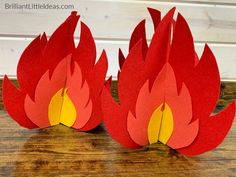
{"left": 48, "top": 88, "right": 77, "bottom": 127}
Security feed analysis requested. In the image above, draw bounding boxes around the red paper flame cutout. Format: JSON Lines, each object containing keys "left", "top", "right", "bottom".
{"left": 3, "top": 12, "right": 108, "bottom": 130}
{"left": 101, "top": 8, "right": 236, "bottom": 155}
{"left": 127, "top": 64, "right": 199, "bottom": 148}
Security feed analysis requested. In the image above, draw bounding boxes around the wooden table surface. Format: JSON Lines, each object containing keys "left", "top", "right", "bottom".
{"left": 0, "top": 81, "right": 236, "bottom": 177}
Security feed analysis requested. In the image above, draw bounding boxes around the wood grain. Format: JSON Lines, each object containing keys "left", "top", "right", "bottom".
{"left": 0, "top": 80, "right": 235, "bottom": 176}
{"left": 0, "top": 0, "right": 236, "bottom": 176}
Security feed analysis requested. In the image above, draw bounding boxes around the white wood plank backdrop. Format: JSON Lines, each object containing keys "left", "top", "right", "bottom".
{"left": 146, "top": 0, "right": 236, "bottom": 4}
{"left": 0, "top": 0, "right": 236, "bottom": 81}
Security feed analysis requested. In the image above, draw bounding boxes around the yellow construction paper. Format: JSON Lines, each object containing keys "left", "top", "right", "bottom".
{"left": 48, "top": 88, "right": 77, "bottom": 127}
{"left": 148, "top": 103, "right": 174, "bottom": 144}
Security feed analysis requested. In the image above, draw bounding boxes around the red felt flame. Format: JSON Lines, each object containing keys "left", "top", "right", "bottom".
{"left": 101, "top": 7, "right": 236, "bottom": 155}
{"left": 3, "top": 12, "right": 108, "bottom": 130}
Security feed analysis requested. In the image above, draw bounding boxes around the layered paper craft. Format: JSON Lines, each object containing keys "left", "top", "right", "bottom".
{"left": 101, "top": 7, "right": 236, "bottom": 155}
{"left": 2, "top": 12, "right": 108, "bottom": 130}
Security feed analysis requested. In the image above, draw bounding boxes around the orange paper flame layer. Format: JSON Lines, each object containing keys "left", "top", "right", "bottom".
{"left": 3, "top": 12, "right": 108, "bottom": 131}
{"left": 101, "top": 8, "right": 236, "bottom": 155}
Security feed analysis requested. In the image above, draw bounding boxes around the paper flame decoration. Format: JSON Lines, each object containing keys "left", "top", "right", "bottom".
{"left": 3, "top": 12, "right": 108, "bottom": 131}
{"left": 101, "top": 8, "right": 236, "bottom": 155}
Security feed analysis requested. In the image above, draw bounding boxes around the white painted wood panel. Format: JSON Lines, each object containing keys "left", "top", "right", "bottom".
{"left": 0, "top": 0, "right": 235, "bottom": 81}
{"left": 145, "top": 0, "right": 236, "bottom": 5}
{"left": 0, "top": 0, "right": 236, "bottom": 43}
{"left": 0, "top": 38, "right": 235, "bottom": 81}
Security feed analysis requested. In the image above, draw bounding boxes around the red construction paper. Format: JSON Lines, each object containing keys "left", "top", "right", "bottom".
{"left": 118, "top": 8, "right": 161, "bottom": 72}
{"left": 101, "top": 86, "right": 140, "bottom": 148}
{"left": 147, "top": 7, "right": 161, "bottom": 31}
{"left": 118, "top": 48, "right": 125, "bottom": 70}
{"left": 178, "top": 101, "right": 236, "bottom": 156}
{"left": 102, "top": 8, "right": 164, "bottom": 148}
{"left": 102, "top": 41, "right": 146, "bottom": 148}
{"left": 144, "top": 8, "right": 174, "bottom": 87}
{"left": 2, "top": 11, "right": 108, "bottom": 130}
{"left": 101, "top": 7, "right": 236, "bottom": 155}
{"left": 2, "top": 76, "right": 37, "bottom": 129}
{"left": 129, "top": 20, "right": 148, "bottom": 58}
{"left": 127, "top": 64, "right": 198, "bottom": 148}
{"left": 176, "top": 45, "right": 236, "bottom": 155}
{"left": 17, "top": 35, "right": 48, "bottom": 101}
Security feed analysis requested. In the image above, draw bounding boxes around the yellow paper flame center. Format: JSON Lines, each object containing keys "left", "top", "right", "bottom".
{"left": 48, "top": 88, "right": 76, "bottom": 127}
{"left": 148, "top": 103, "right": 173, "bottom": 144}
